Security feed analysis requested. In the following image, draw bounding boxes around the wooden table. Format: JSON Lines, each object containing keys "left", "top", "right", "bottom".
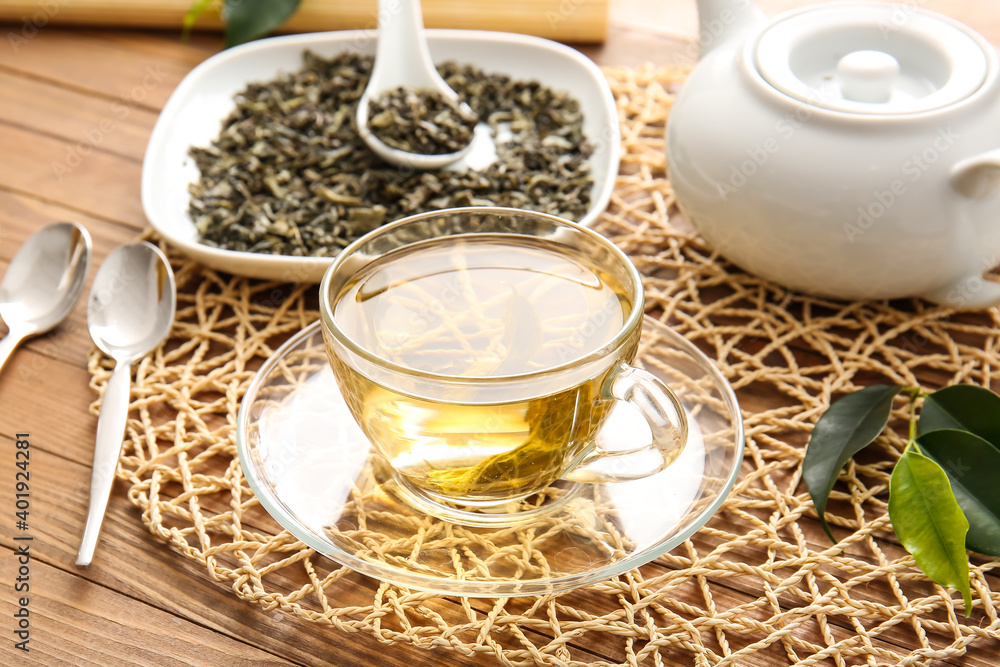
{"left": 1, "top": 2, "right": 998, "bottom": 665}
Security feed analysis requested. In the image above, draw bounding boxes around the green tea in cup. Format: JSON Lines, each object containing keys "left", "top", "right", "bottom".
{"left": 320, "top": 208, "right": 687, "bottom": 510}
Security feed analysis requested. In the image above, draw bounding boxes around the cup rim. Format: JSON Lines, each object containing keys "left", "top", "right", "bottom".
{"left": 319, "top": 206, "right": 644, "bottom": 384}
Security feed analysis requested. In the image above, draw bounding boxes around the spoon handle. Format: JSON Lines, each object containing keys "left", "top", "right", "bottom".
{"left": 371, "top": 0, "right": 442, "bottom": 92}
{"left": 0, "top": 331, "right": 25, "bottom": 378}
{"left": 77, "top": 360, "right": 131, "bottom": 566}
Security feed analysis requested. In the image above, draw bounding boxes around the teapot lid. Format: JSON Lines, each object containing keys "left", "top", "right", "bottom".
{"left": 753, "top": 3, "right": 991, "bottom": 114}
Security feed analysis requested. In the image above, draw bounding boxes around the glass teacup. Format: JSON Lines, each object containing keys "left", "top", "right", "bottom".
{"left": 319, "top": 207, "right": 687, "bottom": 513}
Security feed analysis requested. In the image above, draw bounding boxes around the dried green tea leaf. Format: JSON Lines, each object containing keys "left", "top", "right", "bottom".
{"left": 368, "top": 87, "right": 476, "bottom": 155}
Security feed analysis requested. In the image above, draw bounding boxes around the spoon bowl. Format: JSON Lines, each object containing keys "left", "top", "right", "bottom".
{"left": 356, "top": 0, "right": 475, "bottom": 170}
{"left": 88, "top": 245, "right": 176, "bottom": 361}
{"left": 77, "top": 242, "right": 175, "bottom": 566}
{"left": 0, "top": 222, "right": 91, "bottom": 375}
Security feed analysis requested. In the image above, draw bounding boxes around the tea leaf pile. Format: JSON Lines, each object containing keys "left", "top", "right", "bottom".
{"left": 188, "top": 51, "right": 594, "bottom": 256}
{"left": 368, "top": 87, "right": 477, "bottom": 155}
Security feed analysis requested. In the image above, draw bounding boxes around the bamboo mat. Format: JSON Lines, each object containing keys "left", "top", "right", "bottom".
{"left": 88, "top": 64, "right": 1000, "bottom": 666}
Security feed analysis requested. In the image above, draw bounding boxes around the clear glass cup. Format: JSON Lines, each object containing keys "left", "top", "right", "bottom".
{"left": 319, "top": 207, "right": 688, "bottom": 515}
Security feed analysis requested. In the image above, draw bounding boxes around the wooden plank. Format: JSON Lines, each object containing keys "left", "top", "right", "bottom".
{"left": 0, "top": 1, "right": 610, "bottom": 43}
{"left": 458, "top": 555, "right": 996, "bottom": 667}
{"left": 654, "top": 526, "right": 999, "bottom": 667}
{"left": 0, "top": 187, "right": 142, "bottom": 263}
{"left": 0, "top": 358, "right": 704, "bottom": 665}
{"left": 576, "top": 24, "right": 696, "bottom": 69}
{"left": 0, "top": 29, "right": 191, "bottom": 110}
{"left": 0, "top": 269, "right": 986, "bottom": 665}
{"left": 5, "top": 202, "right": 139, "bottom": 270}
{"left": 0, "top": 349, "right": 100, "bottom": 464}
{"left": 2, "top": 349, "right": 991, "bottom": 667}
{"left": 0, "top": 70, "right": 158, "bottom": 162}
{"left": 86, "top": 29, "right": 222, "bottom": 65}
{"left": 0, "top": 434, "right": 500, "bottom": 667}
{"left": 0, "top": 123, "right": 145, "bottom": 227}
{"left": 0, "top": 348, "right": 616, "bottom": 664}
{"left": 0, "top": 377, "right": 610, "bottom": 664}
{"left": 6, "top": 358, "right": 970, "bottom": 667}
{"left": 0, "top": 155, "right": 974, "bottom": 664}
{"left": 0, "top": 16, "right": 995, "bottom": 666}
{"left": 0, "top": 551, "right": 297, "bottom": 666}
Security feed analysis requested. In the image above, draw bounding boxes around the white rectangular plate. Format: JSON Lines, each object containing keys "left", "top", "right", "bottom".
{"left": 141, "top": 29, "right": 620, "bottom": 283}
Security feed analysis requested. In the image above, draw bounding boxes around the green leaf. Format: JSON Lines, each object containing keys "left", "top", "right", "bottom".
{"left": 919, "top": 384, "right": 1000, "bottom": 449}
{"left": 889, "top": 449, "right": 972, "bottom": 616}
{"left": 181, "top": 0, "right": 215, "bottom": 43}
{"left": 804, "top": 385, "right": 902, "bottom": 542}
{"left": 223, "top": 0, "right": 301, "bottom": 48}
{"left": 920, "top": 429, "right": 1000, "bottom": 556}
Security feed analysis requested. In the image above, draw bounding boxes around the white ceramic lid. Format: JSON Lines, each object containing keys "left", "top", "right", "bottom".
{"left": 753, "top": 3, "right": 991, "bottom": 114}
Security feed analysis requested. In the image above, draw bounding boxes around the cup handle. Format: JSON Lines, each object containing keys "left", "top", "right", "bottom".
{"left": 562, "top": 360, "right": 688, "bottom": 483}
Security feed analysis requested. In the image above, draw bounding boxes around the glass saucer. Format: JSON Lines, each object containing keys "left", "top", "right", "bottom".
{"left": 237, "top": 317, "right": 743, "bottom": 597}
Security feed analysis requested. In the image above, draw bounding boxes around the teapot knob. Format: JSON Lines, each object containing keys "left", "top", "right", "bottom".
{"left": 837, "top": 50, "right": 899, "bottom": 103}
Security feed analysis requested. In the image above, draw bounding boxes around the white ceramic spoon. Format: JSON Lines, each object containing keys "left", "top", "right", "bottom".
{"left": 355, "top": 0, "right": 476, "bottom": 170}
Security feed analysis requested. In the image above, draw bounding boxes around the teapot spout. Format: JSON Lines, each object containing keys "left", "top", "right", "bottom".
{"left": 922, "top": 273, "right": 1000, "bottom": 310}
{"left": 696, "top": 0, "right": 764, "bottom": 57}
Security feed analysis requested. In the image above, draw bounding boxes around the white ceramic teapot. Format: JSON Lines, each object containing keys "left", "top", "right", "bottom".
{"left": 667, "top": 0, "right": 1000, "bottom": 307}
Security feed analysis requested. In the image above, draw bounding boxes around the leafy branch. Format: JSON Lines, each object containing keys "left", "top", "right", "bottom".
{"left": 804, "top": 383, "right": 1000, "bottom": 617}
{"left": 183, "top": 0, "right": 302, "bottom": 48}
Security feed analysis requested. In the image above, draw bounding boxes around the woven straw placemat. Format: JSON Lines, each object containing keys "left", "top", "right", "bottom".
{"left": 89, "top": 65, "right": 1000, "bottom": 666}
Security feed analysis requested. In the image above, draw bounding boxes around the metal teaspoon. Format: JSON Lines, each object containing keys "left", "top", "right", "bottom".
{"left": 77, "top": 242, "right": 175, "bottom": 567}
{"left": 0, "top": 222, "right": 91, "bottom": 376}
